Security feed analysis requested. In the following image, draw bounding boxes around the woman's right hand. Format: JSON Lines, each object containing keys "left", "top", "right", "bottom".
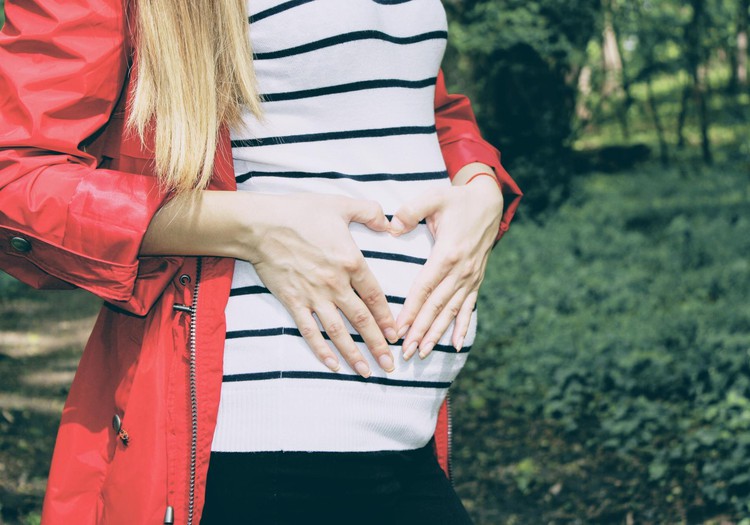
{"left": 242, "top": 193, "right": 399, "bottom": 377}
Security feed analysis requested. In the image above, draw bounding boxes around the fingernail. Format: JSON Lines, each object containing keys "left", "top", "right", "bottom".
{"left": 397, "top": 324, "right": 410, "bottom": 339}
{"left": 389, "top": 217, "right": 405, "bottom": 235}
{"left": 325, "top": 357, "right": 341, "bottom": 372}
{"left": 419, "top": 341, "right": 434, "bottom": 359}
{"left": 454, "top": 336, "right": 464, "bottom": 352}
{"left": 379, "top": 354, "right": 395, "bottom": 373}
{"left": 384, "top": 328, "right": 398, "bottom": 344}
{"left": 354, "top": 361, "right": 371, "bottom": 378}
{"left": 403, "top": 341, "right": 418, "bottom": 361}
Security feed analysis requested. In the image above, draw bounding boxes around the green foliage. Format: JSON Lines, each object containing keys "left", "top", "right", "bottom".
{"left": 0, "top": 272, "right": 29, "bottom": 301}
{"left": 454, "top": 159, "right": 750, "bottom": 522}
{"left": 443, "top": 0, "right": 602, "bottom": 214}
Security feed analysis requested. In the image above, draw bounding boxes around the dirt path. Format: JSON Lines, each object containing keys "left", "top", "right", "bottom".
{"left": 0, "top": 288, "right": 99, "bottom": 525}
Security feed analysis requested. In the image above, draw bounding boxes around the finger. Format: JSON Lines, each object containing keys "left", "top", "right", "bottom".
{"left": 337, "top": 292, "right": 395, "bottom": 373}
{"left": 315, "top": 303, "right": 372, "bottom": 378}
{"left": 452, "top": 291, "right": 477, "bottom": 351}
{"left": 350, "top": 261, "right": 398, "bottom": 344}
{"left": 389, "top": 189, "right": 445, "bottom": 236}
{"left": 290, "top": 307, "right": 341, "bottom": 372}
{"left": 395, "top": 247, "right": 455, "bottom": 338}
{"left": 419, "top": 289, "right": 469, "bottom": 359}
{"left": 401, "top": 273, "right": 461, "bottom": 361}
{"left": 345, "top": 199, "right": 390, "bottom": 232}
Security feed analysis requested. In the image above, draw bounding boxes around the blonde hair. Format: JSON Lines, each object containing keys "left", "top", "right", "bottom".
{"left": 128, "top": 0, "right": 263, "bottom": 193}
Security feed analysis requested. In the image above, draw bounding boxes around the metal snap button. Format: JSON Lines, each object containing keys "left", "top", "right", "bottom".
{"left": 112, "top": 414, "right": 122, "bottom": 433}
{"left": 10, "top": 237, "right": 32, "bottom": 253}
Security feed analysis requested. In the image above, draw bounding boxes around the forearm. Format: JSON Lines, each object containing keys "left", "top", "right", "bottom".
{"left": 140, "top": 191, "right": 260, "bottom": 260}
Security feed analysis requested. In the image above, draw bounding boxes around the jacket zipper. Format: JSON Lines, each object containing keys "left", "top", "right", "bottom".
{"left": 186, "top": 257, "right": 203, "bottom": 525}
{"left": 446, "top": 393, "right": 455, "bottom": 486}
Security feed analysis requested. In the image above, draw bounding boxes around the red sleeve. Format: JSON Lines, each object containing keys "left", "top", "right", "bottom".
{"left": 0, "top": 0, "right": 175, "bottom": 313}
{"left": 434, "top": 69, "right": 523, "bottom": 241}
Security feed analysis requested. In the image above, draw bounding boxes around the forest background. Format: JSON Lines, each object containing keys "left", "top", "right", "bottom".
{"left": 1, "top": 0, "right": 749, "bottom": 523}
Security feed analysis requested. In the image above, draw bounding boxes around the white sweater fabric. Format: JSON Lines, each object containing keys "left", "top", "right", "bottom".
{"left": 211, "top": 0, "right": 477, "bottom": 453}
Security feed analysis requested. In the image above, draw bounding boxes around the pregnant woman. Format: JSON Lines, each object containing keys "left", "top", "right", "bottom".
{"left": 0, "top": 1, "right": 522, "bottom": 524}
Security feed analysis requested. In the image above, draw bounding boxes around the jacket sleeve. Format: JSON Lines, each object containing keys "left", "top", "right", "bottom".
{"left": 434, "top": 69, "right": 523, "bottom": 241}
{"left": 0, "top": 0, "right": 177, "bottom": 314}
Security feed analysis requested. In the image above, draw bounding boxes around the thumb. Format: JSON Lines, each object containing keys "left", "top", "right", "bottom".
{"left": 389, "top": 190, "right": 444, "bottom": 236}
{"left": 345, "top": 199, "right": 390, "bottom": 232}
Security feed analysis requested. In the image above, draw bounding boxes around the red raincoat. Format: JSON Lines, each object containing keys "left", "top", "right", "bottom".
{"left": 0, "top": 1, "right": 522, "bottom": 523}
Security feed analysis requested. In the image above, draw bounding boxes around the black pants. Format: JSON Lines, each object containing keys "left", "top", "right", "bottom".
{"left": 200, "top": 443, "right": 474, "bottom": 525}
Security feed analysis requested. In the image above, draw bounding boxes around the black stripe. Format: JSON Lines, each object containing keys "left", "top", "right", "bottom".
{"left": 225, "top": 327, "right": 471, "bottom": 354}
{"left": 384, "top": 294, "right": 406, "bottom": 304}
{"left": 253, "top": 30, "right": 448, "bottom": 61}
{"left": 229, "top": 285, "right": 270, "bottom": 297}
{"left": 230, "top": 287, "right": 408, "bottom": 306}
{"left": 236, "top": 169, "right": 447, "bottom": 184}
{"left": 372, "top": 0, "right": 413, "bottom": 4}
{"left": 249, "top": 0, "right": 315, "bottom": 24}
{"left": 231, "top": 125, "right": 436, "bottom": 149}
{"left": 362, "top": 250, "right": 427, "bottom": 265}
{"left": 231, "top": 285, "right": 410, "bottom": 305}
{"left": 260, "top": 77, "right": 437, "bottom": 102}
{"left": 228, "top": 290, "right": 478, "bottom": 316}
{"left": 222, "top": 370, "right": 452, "bottom": 389}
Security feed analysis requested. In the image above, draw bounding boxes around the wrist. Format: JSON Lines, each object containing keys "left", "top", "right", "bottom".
{"left": 452, "top": 162, "right": 497, "bottom": 186}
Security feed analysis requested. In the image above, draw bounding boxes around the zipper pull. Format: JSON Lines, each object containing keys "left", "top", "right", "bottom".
{"left": 164, "top": 505, "right": 175, "bottom": 524}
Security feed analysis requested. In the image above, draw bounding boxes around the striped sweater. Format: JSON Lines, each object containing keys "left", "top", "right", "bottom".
{"left": 211, "top": 0, "right": 477, "bottom": 453}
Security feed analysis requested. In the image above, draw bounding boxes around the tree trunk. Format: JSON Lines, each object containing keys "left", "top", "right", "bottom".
{"left": 576, "top": 65, "right": 593, "bottom": 121}
{"left": 677, "top": 0, "right": 712, "bottom": 163}
{"left": 695, "top": 65, "right": 713, "bottom": 164}
{"left": 739, "top": 0, "right": 749, "bottom": 90}
{"left": 647, "top": 76, "right": 670, "bottom": 167}
{"left": 601, "top": 0, "right": 623, "bottom": 98}
{"left": 612, "top": 16, "right": 633, "bottom": 140}
{"left": 601, "top": 0, "right": 630, "bottom": 139}
{"left": 676, "top": 81, "right": 691, "bottom": 150}
{"left": 728, "top": 48, "right": 739, "bottom": 94}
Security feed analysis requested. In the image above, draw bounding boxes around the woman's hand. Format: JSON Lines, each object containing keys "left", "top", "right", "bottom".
{"left": 142, "top": 190, "right": 398, "bottom": 376}
{"left": 388, "top": 174, "right": 503, "bottom": 360}
{"left": 245, "top": 193, "right": 399, "bottom": 377}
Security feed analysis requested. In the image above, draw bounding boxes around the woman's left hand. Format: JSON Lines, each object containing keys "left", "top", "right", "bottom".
{"left": 388, "top": 173, "right": 503, "bottom": 360}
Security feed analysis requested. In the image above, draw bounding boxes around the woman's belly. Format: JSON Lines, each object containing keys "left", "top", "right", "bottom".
{"left": 212, "top": 172, "right": 476, "bottom": 453}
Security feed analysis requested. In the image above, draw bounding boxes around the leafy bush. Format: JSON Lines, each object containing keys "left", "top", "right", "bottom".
{"left": 454, "top": 161, "right": 750, "bottom": 522}
{"left": 443, "top": 0, "right": 601, "bottom": 214}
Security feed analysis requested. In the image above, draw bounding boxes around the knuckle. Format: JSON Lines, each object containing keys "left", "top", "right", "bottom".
{"left": 448, "top": 304, "right": 461, "bottom": 318}
{"left": 319, "top": 268, "right": 341, "bottom": 289}
{"left": 360, "top": 288, "right": 382, "bottom": 307}
{"left": 442, "top": 251, "right": 461, "bottom": 267}
{"left": 299, "top": 324, "right": 319, "bottom": 340}
{"left": 342, "top": 256, "right": 363, "bottom": 274}
{"left": 350, "top": 309, "right": 371, "bottom": 328}
{"left": 326, "top": 321, "right": 347, "bottom": 338}
{"left": 430, "top": 300, "right": 444, "bottom": 316}
{"left": 459, "top": 264, "right": 475, "bottom": 281}
{"left": 420, "top": 282, "right": 435, "bottom": 297}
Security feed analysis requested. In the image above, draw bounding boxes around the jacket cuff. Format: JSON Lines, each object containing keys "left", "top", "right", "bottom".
{"left": 0, "top": 163, "right": 172, "bottom": 308}
{"left": 442, "top": 139, "right": 523, "bottom": 242}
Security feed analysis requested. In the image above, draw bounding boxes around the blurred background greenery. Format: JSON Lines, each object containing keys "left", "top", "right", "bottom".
{"left": 1, "top": 0, "right": 749, "bottom": 523}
